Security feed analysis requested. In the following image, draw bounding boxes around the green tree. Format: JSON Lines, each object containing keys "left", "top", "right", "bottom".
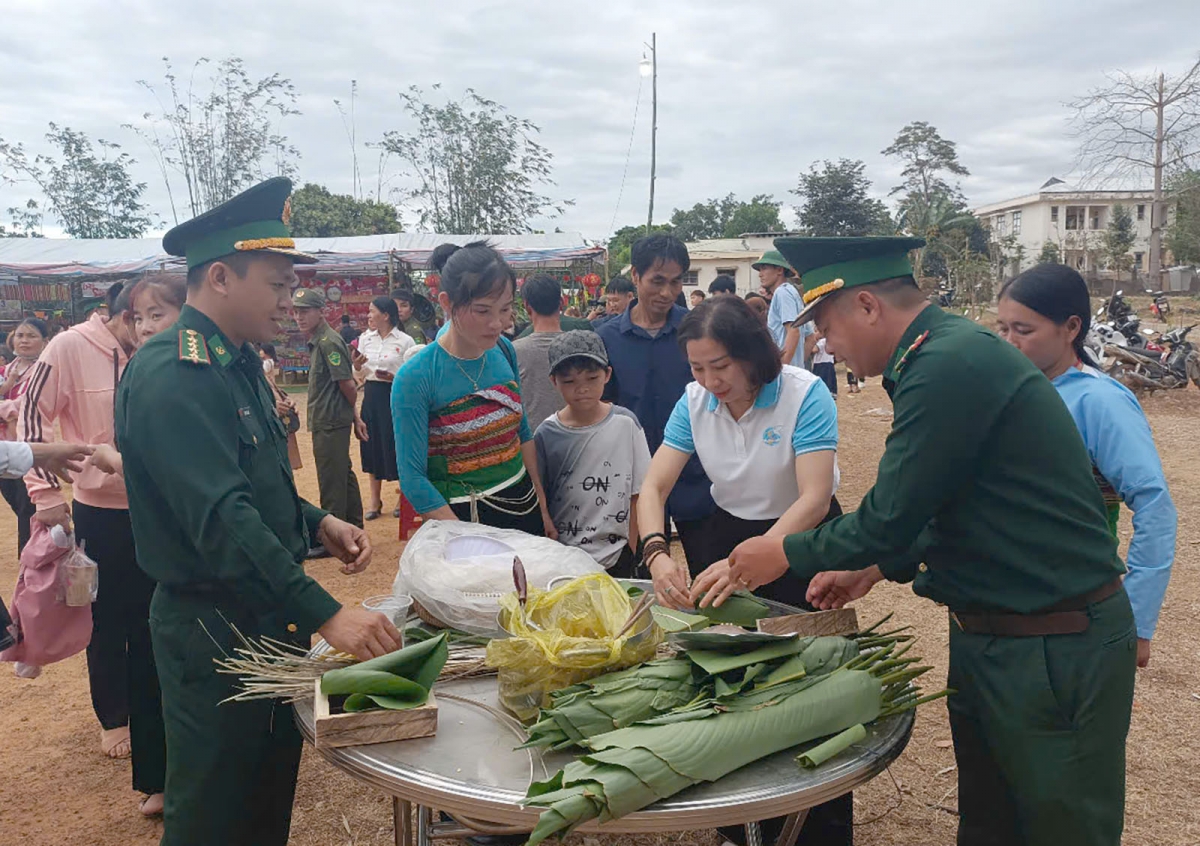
{"left": 883, "top": 122, "right": 971, "bottom": 277}
{"left": 606, "top": 222, "right": 673, "bottom": 272}
{"left": 792, "top": 159, "right": 891, "bottom": 236}
{"left": 1104, "top": 203, "right": 1137, "bottom": 281}
{"left": 380, "top": 85, "right": 571, "bottom": 234}
{"left": 723, "top": 194, "right": 783, "bottom": 236}
{"left": 0, "top": 124, "right": 153, "bottom": 238}
{"left": 882, "top": 121, "right": 970, "bottom": 206}
{"left": 127, "top": 57, "right": 301, "bottom": 223}
{"left": 668, "top": 194, "right": 783, "bottom": 241}
{"left": 1, "top": 200, "right": 44, "bottom": 238}
{"left": 1166, "top": 170, "right": 1200, "bottom": 265}
{"left": 1037, "top": 240, "right": 1061, "bottom": 264}
{"left": 287, "top": 183, "right": 402, "bottom": 237}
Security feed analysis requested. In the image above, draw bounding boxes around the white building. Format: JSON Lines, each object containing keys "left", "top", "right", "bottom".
{"left": 973, "top": 178, "right": 1157, "bottom": 280}
{"left": 683, "top": 233, "right": 796, "bottom": 296}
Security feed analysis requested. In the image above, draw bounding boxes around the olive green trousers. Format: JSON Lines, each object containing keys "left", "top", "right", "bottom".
{"left": 948, "top": 590, "right": 1137, "bottom": 846}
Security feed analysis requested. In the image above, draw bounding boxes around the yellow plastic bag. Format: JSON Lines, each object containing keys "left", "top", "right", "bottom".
{"left": 486, "top": 572, "right": 662, "bottom": 721}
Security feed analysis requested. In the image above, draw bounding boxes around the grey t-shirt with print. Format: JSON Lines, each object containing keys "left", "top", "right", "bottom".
{"left": 534, "top": 405, "right": 652, "bottom": 569}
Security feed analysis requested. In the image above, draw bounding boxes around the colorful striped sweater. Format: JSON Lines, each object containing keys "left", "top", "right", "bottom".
{"left": 393, "top": 338, "right": 532, "bottom": 513}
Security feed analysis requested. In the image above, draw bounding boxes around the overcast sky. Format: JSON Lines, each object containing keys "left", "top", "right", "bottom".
{"left": 3, "top": 0, "right": 1199, "bottom": 241}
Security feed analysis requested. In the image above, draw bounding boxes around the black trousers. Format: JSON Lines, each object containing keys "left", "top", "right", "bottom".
{"left": 0, "top": 476, "right": 36, "bottom": 556}
{"left": 73, "top": 501, "right": 166, "bottom": 794}
{"left": 698, "top": 498, "right": 853, "bottom": 846}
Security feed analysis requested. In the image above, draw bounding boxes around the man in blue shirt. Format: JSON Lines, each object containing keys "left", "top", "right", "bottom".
{"left": 596, "top": 235, "right": 715, "bottom": 564}
{"left": 756, "top": 250, "right": 812, "bottom": 369}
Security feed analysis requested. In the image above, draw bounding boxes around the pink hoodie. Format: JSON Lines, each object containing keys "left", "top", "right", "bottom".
{"left": 19, "top": 313, "right": 130, "bottom": 512}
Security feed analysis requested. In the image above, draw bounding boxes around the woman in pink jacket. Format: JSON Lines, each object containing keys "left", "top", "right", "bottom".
{"left": 19, "top": 281, "right": 165, "bottom": 816}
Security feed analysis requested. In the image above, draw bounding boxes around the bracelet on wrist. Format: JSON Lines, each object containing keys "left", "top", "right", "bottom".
{"left": 639, "top": 532, "right": 669, "bottom": 548}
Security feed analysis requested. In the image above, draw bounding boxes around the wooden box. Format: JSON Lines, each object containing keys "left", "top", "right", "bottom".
{"left": 313, "top": 680, "right": 438, "bottom": 749}
{"left": 757, "top": 608, "right": 859, "bottom": 638}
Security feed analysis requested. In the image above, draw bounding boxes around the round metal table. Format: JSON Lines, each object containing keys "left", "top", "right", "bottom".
{"left": 296, "top": 592, "right": 915, "bottom": 846}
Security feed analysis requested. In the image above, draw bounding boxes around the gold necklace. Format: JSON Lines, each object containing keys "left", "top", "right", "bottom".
{"left": 449, "top": 350, "right": 488, "bottom": 391}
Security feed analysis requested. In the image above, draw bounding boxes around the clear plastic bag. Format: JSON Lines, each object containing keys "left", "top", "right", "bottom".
{"left": 392, "top": 520, "right": 603, "bottom": 637}
{"left": 56, "top": 533, "right": 98, "bottom": 608}
{"left": 485, "top": 572, "right": 663, "bottom": 721}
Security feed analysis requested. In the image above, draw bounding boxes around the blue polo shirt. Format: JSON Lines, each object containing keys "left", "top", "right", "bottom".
{"left": 596, "top": 302, "right": 716, "bottom": 523}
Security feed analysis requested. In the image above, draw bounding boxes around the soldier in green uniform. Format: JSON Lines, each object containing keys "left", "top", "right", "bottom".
{"left": 115, "top": 177, "right": 402, "bottom": 846}
{"left": 694, "top": 237, "right": 1137, "bottom": 846}
{"left": 292, "top": 287, "right": 366, "bottom": 531}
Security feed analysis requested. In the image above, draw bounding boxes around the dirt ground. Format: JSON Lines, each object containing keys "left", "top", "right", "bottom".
{"left": 1, "top": 361, "right": 1198, "bottom": 845}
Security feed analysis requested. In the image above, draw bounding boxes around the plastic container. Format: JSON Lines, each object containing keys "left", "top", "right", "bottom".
{"left": 362, "top": 594, "right": 414, "bottom": 644}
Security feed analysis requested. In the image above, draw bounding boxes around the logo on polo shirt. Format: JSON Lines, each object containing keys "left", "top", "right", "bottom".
{"left": 762, "top": 426, "right": 782, "bottom": 447}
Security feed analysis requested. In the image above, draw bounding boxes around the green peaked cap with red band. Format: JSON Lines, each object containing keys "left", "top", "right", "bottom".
{"left": 773, "top": 236, "right": 926, "bottom": 324}
{"left": 162, "top": 177, "right": 317, "bottom": 270}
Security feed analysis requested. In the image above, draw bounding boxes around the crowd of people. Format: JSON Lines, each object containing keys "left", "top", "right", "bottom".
{"left": 0, "top": 175, "right": 1179, "bottom": 846}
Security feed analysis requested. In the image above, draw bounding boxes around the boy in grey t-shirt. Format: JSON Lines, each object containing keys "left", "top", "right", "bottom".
{"left": 534, "top": 332, "right": 651, "bottom": 575}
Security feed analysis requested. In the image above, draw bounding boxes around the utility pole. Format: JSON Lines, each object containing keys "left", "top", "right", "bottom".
{"left": 1150, "top": 72, "right": 1165, "bottom": 291}
{"left": 646, "top": 33, "right": 657, "bottom": 235}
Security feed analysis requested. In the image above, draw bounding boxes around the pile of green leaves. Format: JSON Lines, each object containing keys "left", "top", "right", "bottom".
{"left": 320, "top": 632, "right": 448, "bottom": 712}
{"left": 522, "top": 627, "right": 946, "bottom": 844}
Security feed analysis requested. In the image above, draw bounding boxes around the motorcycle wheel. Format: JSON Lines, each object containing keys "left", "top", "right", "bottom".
{"left": 1187, "top": 352, "right": 1200, "bottom": 390}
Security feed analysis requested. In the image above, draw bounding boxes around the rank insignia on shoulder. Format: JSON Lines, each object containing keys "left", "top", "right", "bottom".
{"left": 206, "top": 334, "right": 233, "bottom": 367}
{"left": 178, "top": 329, "right": 211, "bottom": 365}
{"left": 894, "top": 330, "right": 930, "bottom": 374}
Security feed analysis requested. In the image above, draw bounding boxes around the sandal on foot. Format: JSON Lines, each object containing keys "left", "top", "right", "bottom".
{"left": 365, "top": 510, "right": 381, "bottom": 521}
{"left": 392, "top": 507, "right": 401, "bottom": 518}
{"left": 101, "top": 727, "right": 132, "bottom": 759}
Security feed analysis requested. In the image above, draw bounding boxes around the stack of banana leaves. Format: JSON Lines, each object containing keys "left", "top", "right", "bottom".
{"left": 521, "top": 618, "right": 948, "bottom": 845}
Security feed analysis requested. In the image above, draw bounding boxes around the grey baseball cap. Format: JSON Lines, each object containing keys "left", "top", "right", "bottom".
{"left": 547, "top": 330, "right": 609, "bottom": 373}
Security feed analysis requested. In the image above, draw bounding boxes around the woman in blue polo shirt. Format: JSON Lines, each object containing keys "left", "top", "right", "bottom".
{"left": 636, "top": 295, "right": 840, "bottom": 610}
{"left": 996, "top": 263, "right": 1175, "bottom": 669}
{"left": 635, "top": 293, "right": 848, "bottom": 846}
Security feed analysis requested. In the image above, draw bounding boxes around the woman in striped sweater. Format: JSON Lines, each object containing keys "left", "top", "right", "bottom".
{"left": 393, "top": 242, "right": 556, "bottom": 537}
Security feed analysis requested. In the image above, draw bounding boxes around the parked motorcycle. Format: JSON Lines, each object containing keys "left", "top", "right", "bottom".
{"left": 1105, "top": 323, "right": 1200, "bottom": 391}
{"left": 1149, "top": 291, "right": 1171, "bottom": 320}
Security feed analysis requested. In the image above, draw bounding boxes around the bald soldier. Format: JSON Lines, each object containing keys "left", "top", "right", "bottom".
{"left": 693, "top": 237, "right": 1137, "bottom": 846}
{"left": 116, "top": 178, "right": 401, "bottom": 845}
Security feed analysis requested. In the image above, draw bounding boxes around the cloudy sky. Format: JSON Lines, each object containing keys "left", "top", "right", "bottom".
{"left": 2, "top": 0, "right": 1199, "bottom": 241}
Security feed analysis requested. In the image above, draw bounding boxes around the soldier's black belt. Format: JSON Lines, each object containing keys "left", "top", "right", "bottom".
{"left": 950, "top": 577, "right": 1123, "bottom": 637}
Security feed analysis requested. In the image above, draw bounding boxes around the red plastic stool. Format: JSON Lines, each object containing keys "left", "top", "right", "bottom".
{"left": 398, "top": 494, "right": 423, "bottom": 541}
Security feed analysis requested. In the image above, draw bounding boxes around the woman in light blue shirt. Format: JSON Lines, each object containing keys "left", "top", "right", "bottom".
{"left": 997, "top": 264, "right": 1175, "bottom": 668}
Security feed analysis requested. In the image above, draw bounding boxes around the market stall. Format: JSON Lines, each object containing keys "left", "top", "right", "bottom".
{"left": 0, "top": 233, "right": 605, "bottom": 360}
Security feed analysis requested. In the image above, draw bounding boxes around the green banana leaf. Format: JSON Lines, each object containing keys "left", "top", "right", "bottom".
{"left": 649, "top": 606, "right": 711, "bottom": 632}
{"left": 796, "top": 724, "right": 867, "bottom": 768}
{"left": 320, "top": 632, "right": 449, "bottom": 711}
{"left": 696, "top": 591, "right": 770, "bottom": 626}
{"left": 525, "top": 669, "right": 884, "bottom": 845}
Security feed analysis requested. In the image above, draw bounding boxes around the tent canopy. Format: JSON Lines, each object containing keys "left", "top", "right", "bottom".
{"left": 0, "top": 232, "right": 604, "bottom": 277}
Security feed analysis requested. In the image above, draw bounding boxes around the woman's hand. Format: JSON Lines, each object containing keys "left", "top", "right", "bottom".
{"left": 805, "top": 566, "right": 884, "bottom": 610}
{"left": 374, "top": 369, "right": 394, "bottom": 382}
{"left": 689, "top": 558, "right": 740, "bottom": 609}
{"left": 88, "top": 443, "right": 123, "bottom": 476}
{"left": 1137, "top": 637, "right": 1151, "bottom": 668}
{"left": 649, "top": 552, "right": 693, "bottom": 611}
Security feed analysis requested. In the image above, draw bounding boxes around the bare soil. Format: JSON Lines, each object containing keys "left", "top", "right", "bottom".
{"left": 1, "top": 370, "right": 1197, "bottom": 845}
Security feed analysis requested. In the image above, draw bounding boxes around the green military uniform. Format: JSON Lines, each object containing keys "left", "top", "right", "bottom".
{"left": 296, "top": 286, "right": 364, "bottom": 529}
{"left": 775, "top": 237, "right": 1136, "bottom": 846}
{"left": 401, "top": 315, "right": 427, "bottom": 345}
{"left": 117, "top": 178, "right": 343, "bottom": 846}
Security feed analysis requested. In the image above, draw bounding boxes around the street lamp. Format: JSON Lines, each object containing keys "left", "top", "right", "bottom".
{"left": 641, "top": 33, "right": 657, "bottom": 235}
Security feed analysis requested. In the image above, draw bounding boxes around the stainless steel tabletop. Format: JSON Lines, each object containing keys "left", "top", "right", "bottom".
{"left": 296, "top": 583, "right": 915, "bottom": 833}
{"left": 295, "top": 672, "right": 913, "bottom": 832}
